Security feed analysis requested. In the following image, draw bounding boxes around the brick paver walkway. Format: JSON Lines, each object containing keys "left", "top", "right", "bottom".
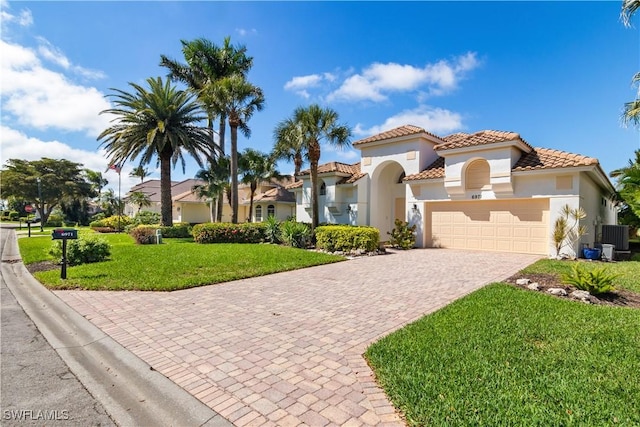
{"left": 56, "top": 249, "right": 539, "bottom": 426}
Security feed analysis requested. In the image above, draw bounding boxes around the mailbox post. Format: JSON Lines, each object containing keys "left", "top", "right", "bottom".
{"left": 52, "top": 228, "right": 78, "bottom": 279}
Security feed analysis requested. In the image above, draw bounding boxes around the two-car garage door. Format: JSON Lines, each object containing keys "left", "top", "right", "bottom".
{"left": 426, "top": 199, "right": 549, "bottom": 255}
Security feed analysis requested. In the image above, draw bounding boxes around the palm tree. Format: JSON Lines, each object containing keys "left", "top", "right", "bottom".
{"left": 192, "top": 156, "right": 230, "bottom": 222}
{"left": 239, "top": 148, "right": 282, "bottom": 222}
{"left": 205, "top": 74, "right": 265, "bottom": 223}
{"left": 161, "top": 37, "right": 253, "bottom": 221}
{"left": 610, "top": 149, "right": 640, "bottom": 217}
{"left": 129, "top": 166, "right": 150, "bottom": 183}
{"left": 273, "top": 118, "right": 306, "bottom": 180}
{"left": 622, "top": 1, "right": 640, "bottom": 127}
{"left": 98, "top": 77, "right": 212, "bottom": 226}
{"left": 128, "top": 191, "right": 152, "bottom": 214}
{"left": 84, "top": 169, "right": 109, "bottom": 198}
{"left": 274, "top": 104, "right": 351, "bottom": 229}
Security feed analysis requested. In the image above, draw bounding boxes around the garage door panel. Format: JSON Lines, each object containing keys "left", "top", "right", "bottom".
{"left": 427, "top": 199, "right": 549, "bottom": 255}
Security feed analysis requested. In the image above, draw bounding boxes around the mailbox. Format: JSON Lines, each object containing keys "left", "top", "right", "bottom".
{"left": 52, "top": 228, "right": 78, "bottom": 240}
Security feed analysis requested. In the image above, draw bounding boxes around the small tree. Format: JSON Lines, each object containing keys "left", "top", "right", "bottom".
{"left": 552, "top": 204, "right": 587, "bottom": 258}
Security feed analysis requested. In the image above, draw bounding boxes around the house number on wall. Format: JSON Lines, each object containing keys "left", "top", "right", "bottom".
{"left": 471, "top": 194, "right": 482, "bottom": 200}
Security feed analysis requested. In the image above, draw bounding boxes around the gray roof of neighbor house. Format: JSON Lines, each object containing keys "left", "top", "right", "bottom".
{"left": 250, "top": 187, "right": 296, "bottom": 204}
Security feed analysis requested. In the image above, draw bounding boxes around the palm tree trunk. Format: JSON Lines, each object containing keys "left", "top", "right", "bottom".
{"left": 230, "top": 122, "right": 239, "bottom": 224}
{"left": 216, "top": 114, "right": 226, "bottom": 222}
{"left": 294, "top": 153, "right": 303, "bottom": 181}
{"left": 249, "top": 182, "right": 257, "bottom": 223}
{"left": 160, "top": 153, "right": 173, "bottom": 226}
{"left": 309, "top": 140, "right": 321, "bottom": 230}
{"left": 209, "top": 197, "right": 215, "bottom": 223}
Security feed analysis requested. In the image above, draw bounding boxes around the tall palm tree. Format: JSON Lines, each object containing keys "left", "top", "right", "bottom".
{"left": 161, "top": 37, "right": 253, "bottom": 221}
{"left": 622, "top": 1, "right": 640, "bottom": 127}
{"left": 275, "top": 104, "right": 351, "bottom": 230}
{"left": 273, "top": 118, "right": 306, "bottom": 180}
{"left": 192, "top": 156, "right": 230, "bottom": 222}
{"left": 129, "top": 166, "right": 150, "bottom": 183}
{"left": 98, "top": 77, "right": 212, "bottom": 226}
{"left": 205, "top": 74, "right": 265, "bottom": 223}
{"left": 239, "top": 148, "right": 282, "bottom": 222}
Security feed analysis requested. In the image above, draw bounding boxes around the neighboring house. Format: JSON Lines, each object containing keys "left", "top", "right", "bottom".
{"left": 124, "top": 177, "right": 295, "bottom": 224}
{"left": 290, "top": 125, "right": 617, "bottom": 256}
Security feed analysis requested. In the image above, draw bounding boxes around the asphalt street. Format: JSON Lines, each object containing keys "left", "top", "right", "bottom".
{"left": 1, "top": 225, "right": 115, "bottom": 426}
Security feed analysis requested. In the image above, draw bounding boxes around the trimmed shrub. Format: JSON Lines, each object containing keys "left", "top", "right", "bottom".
{"left": 49, "top": 235, "right": 111, "bottom": 266}
{"left": 316, "top": 225, "right": 379, "bottom": 252}
{"left": 129, "top": 225, "right": 161, "bottom": 245}
{"left": 161, "top": 222, "right": 192, "bottom": 238}
{"left": 133, "top": 211, "right": 161, "bottom": 225}
{"left": 45, "top": 213, "right": 64, "bottom": 227}
{"left": 192, "top": 223, "right": 267, "bottom": 244}
{"left": 8, "top": 211, "right": 19, "bottom": 221}
{"left": 90, "top": 215, "right": 132, "bottom": 232}
{"left": 387, "top": 219, "right": 417, "bottom": 250}
{"left": 280, "top": 221, "right": 312, "bottom": 248}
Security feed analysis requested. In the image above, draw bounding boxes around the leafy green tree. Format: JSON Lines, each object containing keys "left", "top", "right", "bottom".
{"left": 239, "top": 148, "right": 282, "bottom": 222}
{"left": 127, "top": 191, "right": 152, "bottom": 214}
{"left": 97, "top": 77, "right": 213, "bottom": 226}
{"left": 204, "top": 74, "right": 265, "bottom": 223}
{"left": 274, "top": 104, "right": 351, "bottom": 229}
{"left": 0, "top": 158, "right": 95, "bottom": 225}
{"left": 129, "top": 166, "right": 150, "bottom": 183}
{"left": 273, "top": 118, "right": 306, "bottom": 180}
{"left": 192, "top": 156, "right": 230, "bottom": 222}
{"left": 84, "top": 169, "right": 109, "bottom": 198}
{"left": 99, "top": 188, "right": 122, "bottom": 217}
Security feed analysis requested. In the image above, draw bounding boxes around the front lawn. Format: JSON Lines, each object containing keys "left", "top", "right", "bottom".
{"left": 18, "top": 232, "right": 344, "bottom": 291}
{"left": 366, "top": 284, "right": 640, "bottom": 426}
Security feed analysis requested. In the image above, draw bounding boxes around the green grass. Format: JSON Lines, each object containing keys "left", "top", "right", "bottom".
{"left": 520, "top": 258, "right": 640, "bottom": 293}
{"left": 18, "top": 232, "right": 344, "bottom": 291}
{"left": 366, "top": 284, "right": 640, "bottom": 426}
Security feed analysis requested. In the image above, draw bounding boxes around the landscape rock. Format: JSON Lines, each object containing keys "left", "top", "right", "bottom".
{"left": 527, "top": 282, "right": 540, "bottom": 291}
{"left": 516, "top": 278, "right": 531, "bottom": 285}
{"left": 570, "top": 290, "right": 593, "bottom": 303}
{"left": 547, "top": 288, "right": 568, "bottom": 296}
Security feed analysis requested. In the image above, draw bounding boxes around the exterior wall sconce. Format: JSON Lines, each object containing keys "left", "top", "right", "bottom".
{"left": 346, "top": 205, "right": 352, "bottom": 212}
{"left": 412, "top": 204, "right": 418, "bottom": 212}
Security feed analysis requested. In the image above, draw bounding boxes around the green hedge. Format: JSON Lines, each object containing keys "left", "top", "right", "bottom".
{"left": 192, "top": 222, "right": 267, "bottom": 244}
{"left": 161, "top": 222, "right": 192, "bottom": 238}
{"left": 90, "top": 215, "right": 133, "bottom": 232}
{"left": 315, "top": 225, "right": 379, "bottom": 252}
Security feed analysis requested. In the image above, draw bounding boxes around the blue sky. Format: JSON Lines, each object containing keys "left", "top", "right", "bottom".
{"left": 2, "top": 1, "right": 638, "bottom": 195}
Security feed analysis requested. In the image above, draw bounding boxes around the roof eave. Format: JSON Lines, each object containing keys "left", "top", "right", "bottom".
{"left": 436, "top": 139, "right": 532, "bottom": 156}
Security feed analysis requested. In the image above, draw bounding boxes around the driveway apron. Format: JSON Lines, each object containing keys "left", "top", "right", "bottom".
{"left": 56, "top": 249, "right": 539, "bottom": 426}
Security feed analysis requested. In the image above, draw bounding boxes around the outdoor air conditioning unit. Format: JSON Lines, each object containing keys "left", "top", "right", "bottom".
{"left": 601, "top": 225, "right": 629, "bottom": 251}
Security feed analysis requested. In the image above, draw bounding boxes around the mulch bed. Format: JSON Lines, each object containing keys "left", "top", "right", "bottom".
{"left": 505, "top": 272, "right": 640, "bottom": 309}
{"left": 25, "top": 261, "right": 59, "bottom": 274}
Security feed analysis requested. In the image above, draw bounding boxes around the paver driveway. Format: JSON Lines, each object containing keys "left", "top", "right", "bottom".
{"left": 56, "top": 249, "right": 539, "bottom": 426}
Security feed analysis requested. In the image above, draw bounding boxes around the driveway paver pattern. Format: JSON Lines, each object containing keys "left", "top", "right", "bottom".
{"left": 56, "top": 249, "right": 539, "bottom": 426}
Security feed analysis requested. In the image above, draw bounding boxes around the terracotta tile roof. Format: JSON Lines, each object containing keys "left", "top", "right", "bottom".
{"left": 436, "top": 130, "right": 533, "bottom": 151}
{"left": 513, "top": 147, "right": 599, "bottom": 171}
{"left": 286, "top": 180, "right": 303, "bottom": 189}
{"left": 298, "top": 162, "right": 361, "bottom": 176}
{"left": 404, "top": 147, "right": 599, "bottom": 182}
{"left": 404, "top": 157, "right": 445, "bottom": 181}
{"left": 342, "top": 172, "right": 367, "bottom": 184}
{"left": 251, "top": 187, "right": 296, "bottom": 203}
{"left": 353, "top": 125, "right": 443, "bottom": 146}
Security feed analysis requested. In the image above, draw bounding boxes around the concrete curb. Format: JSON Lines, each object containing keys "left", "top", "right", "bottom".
{"left": 2, "top": 229, "right": 232, "bottom": 427}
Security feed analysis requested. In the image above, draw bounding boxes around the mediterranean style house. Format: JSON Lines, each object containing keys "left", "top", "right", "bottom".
{"left": 124, "top": 177, "right": 295, "bottom": 224}
{"left": 288, "top": 125, "right": 618, "bottom": 256}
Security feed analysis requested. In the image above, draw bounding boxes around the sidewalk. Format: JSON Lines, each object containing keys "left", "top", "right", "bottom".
{"left": 0, "top": 226, "right": 231, "bottom": 427}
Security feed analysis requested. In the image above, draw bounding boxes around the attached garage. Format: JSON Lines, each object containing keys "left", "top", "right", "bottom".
{"left": 426, "top": 199, "right": 549, "bottom": 255}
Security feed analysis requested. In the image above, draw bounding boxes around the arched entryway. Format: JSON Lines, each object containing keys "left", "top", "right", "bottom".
{"left": 370, "top": 161, "right": 406, "bottom": 240}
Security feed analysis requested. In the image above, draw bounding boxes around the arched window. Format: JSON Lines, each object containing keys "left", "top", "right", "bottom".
{"left": 255, "top": 205, "right": 263, "bottom": 221}
{"left": 267, "top": 204, "right": 275, "bottom": 218}
{"left": 465, "top": 159, "right": 490, "bottom": 190}
{"left": 319, "top": 181, "right": 327, "bottom": 196}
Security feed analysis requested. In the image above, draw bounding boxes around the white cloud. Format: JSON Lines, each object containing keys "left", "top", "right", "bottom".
{"left": 0, "top": 39, "right": 112, "bottom": 136}
{"left": 354, "top": 106, "right": 464, "bottom": 137}
{"left": 328, "top": 52, "right": 481, "bottom": 102}
{"left": 0, "top": 126, "right": 141, "bottom": 193}
{"left": 0, "top": 1, "right": 33, "bottom": 27}
{"left": 284, "top": 73, "right": 337, "bottom": 98}
{"left": 235, "top": 27, "right": 257, "bottom": 37}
